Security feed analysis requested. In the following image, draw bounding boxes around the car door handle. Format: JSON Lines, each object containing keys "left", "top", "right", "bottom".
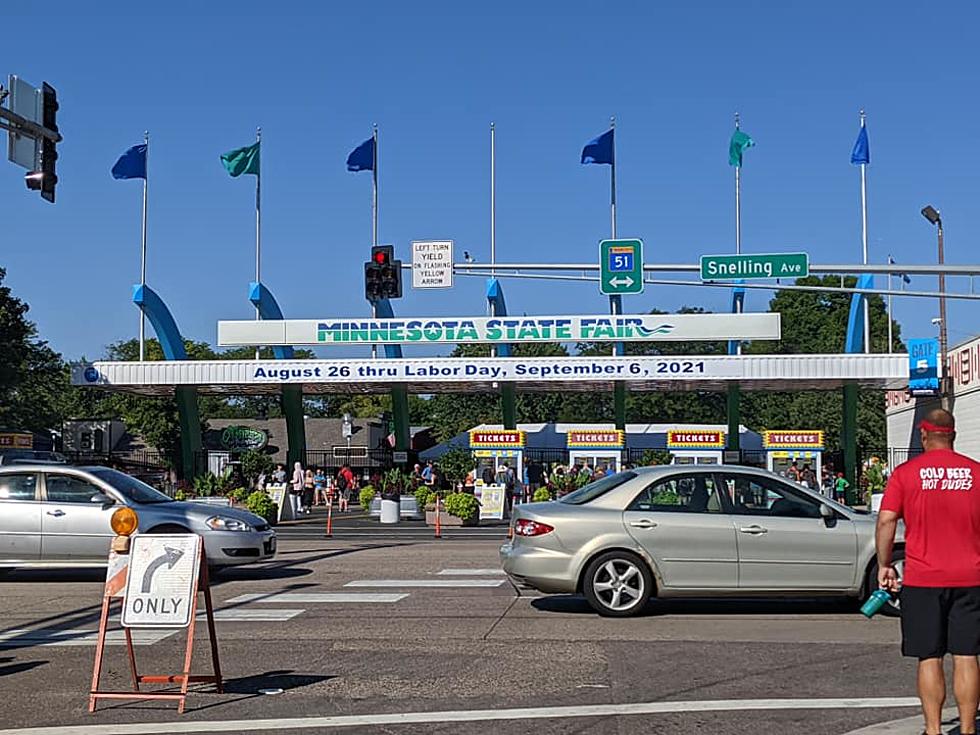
{"left": 46, "top": 509, "right": 66, "bottom": 517}
{"left": 629, "top": 520, "right": 658, "bottom": 529}
{"left": 738, "top": 525, "right": 768, "bottom": 535}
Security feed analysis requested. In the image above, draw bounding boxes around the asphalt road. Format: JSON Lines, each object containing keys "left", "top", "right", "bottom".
{"left": 0, "top": 519, "right": 951, "bottom": 735}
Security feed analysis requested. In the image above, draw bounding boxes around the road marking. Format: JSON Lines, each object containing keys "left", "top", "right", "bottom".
{"left": 200, "top": 609, "right": 304, "bottom": 622}
{"left": 436, "top": 568, "right": 505, "bottom": 576}
{"left": 0, "top": 696, "right": 922, "bottom": 734}
{"left": 345, "top": 579, "right": 506, "bottom": 588}
{"left": 0, "top": 629, "right": 175, "bottom": 648}
{"left": 225, "top": 593, "right": 408, "bottom": 604}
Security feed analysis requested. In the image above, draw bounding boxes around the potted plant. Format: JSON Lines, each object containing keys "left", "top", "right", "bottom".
{"left": 379, "top": 469, "right": 408, "bottom": 524}
{"left": 864, "top": 458, "right": 887, "bottom": 510}
{"left": 443, "top": 492, "right": 480, "bottom": 526}
{"left": 244, "top": 490, "right": 278, "bottom": 525}
{"left": 532, "top": 486, "right": 552, "bottom": 503}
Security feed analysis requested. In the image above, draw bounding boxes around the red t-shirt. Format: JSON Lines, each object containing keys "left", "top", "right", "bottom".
{"left": 880, "top": 448, "right": 980, "bottom": 587}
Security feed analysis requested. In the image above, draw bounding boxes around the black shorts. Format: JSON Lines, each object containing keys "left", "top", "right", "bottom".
{"left": 900, "top": 585, "right": 980, "bottom": 659}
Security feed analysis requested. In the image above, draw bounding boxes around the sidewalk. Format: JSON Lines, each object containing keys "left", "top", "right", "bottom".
{"left": 845, "top": 707, "right": 976, "bottom": 734}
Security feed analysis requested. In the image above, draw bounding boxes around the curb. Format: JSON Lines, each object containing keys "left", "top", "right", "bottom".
{"left": 844, "top": 706, "right": 971, "bottom": 734}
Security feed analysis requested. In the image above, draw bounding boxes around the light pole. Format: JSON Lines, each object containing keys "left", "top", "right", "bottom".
{"left": 921, "top": 205, "right": 949, "bottom": 409}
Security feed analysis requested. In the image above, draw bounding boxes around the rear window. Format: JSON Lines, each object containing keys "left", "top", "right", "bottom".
{"left": 559, "top": 471, "right": 636, "bottom": 505}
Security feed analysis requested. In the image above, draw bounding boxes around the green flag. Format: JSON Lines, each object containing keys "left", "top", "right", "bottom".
{"left": 220, "top": 141, "right": 260, "bottom": 177}
{"left": 728, "top": 129, "right": 754, "bottom": 167}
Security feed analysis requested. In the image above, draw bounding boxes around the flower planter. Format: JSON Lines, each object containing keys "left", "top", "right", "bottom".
{"left": 425, "top": 509, "right": 477, "bottom": 527}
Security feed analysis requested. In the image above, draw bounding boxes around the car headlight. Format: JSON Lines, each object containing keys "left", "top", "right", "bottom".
{"left": 205, "top": 515, "right": 254, "bottom": 532}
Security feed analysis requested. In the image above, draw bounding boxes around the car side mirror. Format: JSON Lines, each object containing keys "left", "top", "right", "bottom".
{"left": 90, "top": 492, "right": 115, "bottom": 506}
{"left": 819, "top": 504, "right": 835, "bottom": 520}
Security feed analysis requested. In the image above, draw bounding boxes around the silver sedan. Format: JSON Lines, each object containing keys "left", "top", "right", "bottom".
{"left": 0, "top": 465, "right": 276, "bottom": 570}
{"left": 501, "top": 465, "right": 902, "bottom": 617}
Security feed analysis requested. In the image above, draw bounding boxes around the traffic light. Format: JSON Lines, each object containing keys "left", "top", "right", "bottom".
{"left": 24, "top": 83, "right": 58, "bottom": 203}
{"left": 364, "top": 245, "right": 402, "bottom": 302}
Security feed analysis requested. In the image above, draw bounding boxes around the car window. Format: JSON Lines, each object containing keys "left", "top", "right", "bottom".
{"left": 88, "top": 468, "right": 172, "bottom": 504}
{"left": 559, "top": 472, "right": 636, "bottom": 505}
{"left": 45, "top": 474, "right": 103, "bottom": 504}
{"left": 628, "top": 473, "right": 725, "bottom": 514}
{"left": 0, "top": 473, "right": 38, "bottom": 501}
{"left": 719, "top": 473, "right": 821, "bottom": 519}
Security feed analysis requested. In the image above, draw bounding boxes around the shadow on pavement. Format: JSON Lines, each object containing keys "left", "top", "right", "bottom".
{"left": 0, "top": 568, "right": 105, "bottom": 584}
{"left": 531, "top": 595, "right": 860, "bottom": 617}
{"left": 0, "top": 656, "right": 47, "bottom": 677}
{"left": 221, "top": 669, "right": 336, "bottom": 694}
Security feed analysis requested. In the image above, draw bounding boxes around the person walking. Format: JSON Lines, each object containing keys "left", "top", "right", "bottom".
{"left": 289, "top": 461, "right": 304, "bottom": 518}
{"left": 834, "top": 472, "right": 850, "bottom": 503}
{"left": 301, "top": 467, "right": 315, "bottom": 514}
{"left": 313, "top": 467, "right": 327, "bottom": 506}
{"left": 876, "top": 409, "right": 980, "bottom": 735}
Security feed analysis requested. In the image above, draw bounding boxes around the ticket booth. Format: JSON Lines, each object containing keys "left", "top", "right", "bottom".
{"left": 566, "top": 428, "right": 624, "bottom": 473}
{"left": 763, "top": 430, "right": 824, "bottom": 486}
{"left": 469, "top": 430, "right": 526, "bottom": 485}
{"left": 667, "top": 429, "right": 726, "bottom": 465}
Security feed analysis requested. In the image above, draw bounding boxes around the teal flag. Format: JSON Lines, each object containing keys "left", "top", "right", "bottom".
{"left": 728, "top": 130, "right": 754, "bottom": 167}
{"left": 221, "top": 141, "right": 260, "bottom": 177}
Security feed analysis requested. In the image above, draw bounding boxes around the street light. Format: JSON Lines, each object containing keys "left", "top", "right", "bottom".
{"left": 921, "top": 205, "right": 948, "bottom": 409}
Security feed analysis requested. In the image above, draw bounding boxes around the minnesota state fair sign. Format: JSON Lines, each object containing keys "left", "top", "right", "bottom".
{"left": 469, "top": 430, "right": 526, "bottom": 449}
{"left": 762, "top": 430, "right": 824, "bottom": 450}
{"left": 566, "top": 429, "right": 625, "bottom": 448}
{"left": 667, "top": 430, "right": 726, "bottom": 449}
{"left": 217, "top": 313, "right": 781, "bottom": 347}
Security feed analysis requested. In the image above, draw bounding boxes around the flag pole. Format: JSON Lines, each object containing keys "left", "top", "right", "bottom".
{"left": 255, "top": 126, "right": 262, "bottom": 360}
{"left": 734, "top": 112, "right": 741, "bottom": 256}
{"left": 371, "top": 124, "right": 379, "bottom": 360}
{"left": 859, "top": 110, "right": 870, "bottom": 353}
{"left": 610, "top": 116, "right": 617, "bottom": 240}
{"left": 887, "top": 257, "right": 894, "bottom": 353}
{"left": 139, "top": 131, "right": 149, "bottom": 362}
{"left": 491, "top": 121, "right": 496, "bottom": 277}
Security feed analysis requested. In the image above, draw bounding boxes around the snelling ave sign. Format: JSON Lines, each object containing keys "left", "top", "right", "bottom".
{"left": 701, "top": 252, "right": 809, "bottom": 281}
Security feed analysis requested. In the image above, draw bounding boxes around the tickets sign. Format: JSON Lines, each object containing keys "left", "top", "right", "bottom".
{"left": 566, "top": 429, "right": 625, "bottom": 448}
{"left": 469, "top": 430, "right": 525, "bottom": 449}
{"left": 762, "top": 430, "right": 824, "bottom": 450}
{"left": 667, "top": 430, "right": 725, "bottom": 448}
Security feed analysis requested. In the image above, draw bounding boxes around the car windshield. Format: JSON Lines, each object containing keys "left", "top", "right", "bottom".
{"left": 559, "top": 471, "right": 636, "bottom": 505}
{"left": 89, "top": 468, "right": 173, "bottom": 504}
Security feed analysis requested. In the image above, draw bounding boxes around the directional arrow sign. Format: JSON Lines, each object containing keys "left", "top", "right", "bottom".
{"left": 122, "top": 535, "right": 200, "bottom": 629}
{"left": 141, "top": 546, "right": 185, "bottom": 593}
{"left": 600, "top": 239, "right": 644, "bottom": 296}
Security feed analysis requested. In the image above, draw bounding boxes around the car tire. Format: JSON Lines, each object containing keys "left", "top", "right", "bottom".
{"left": 866, "top": 548, "right": 905, "bottom": 618}
{"left": 582, "top": 550, "right": 654, "bottom": 617}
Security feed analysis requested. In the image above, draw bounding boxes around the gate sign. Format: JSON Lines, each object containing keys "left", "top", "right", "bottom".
{"left": 122, "top": 535, "right": 201, "bottom": 629}
{"left": 908, "top": 338, "right": 940, "bottom": 396}
{"left": 220, "top": 425, "right": 268, "bottom": 451}
{"left": 412, "top": 240, "right": 453, "bottom": 289}
{"left": 667, "top": 430, "right": 725, "bottom": 448}
{"left": 763, "top": 430, "right": 824, "bottom": 450}
{"left": 469, "top": 430, "right": 525, "bottom": 449}
{"left": 566, "top": 429, "right": 625, "bottom": 448}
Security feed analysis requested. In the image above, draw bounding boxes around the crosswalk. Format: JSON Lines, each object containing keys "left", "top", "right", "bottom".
{"left": 0, "top": 628, "right": 175, "bottom": 648}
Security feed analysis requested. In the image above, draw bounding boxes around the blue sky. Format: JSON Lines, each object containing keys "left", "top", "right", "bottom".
{"left": 4, "top": 1, "right": 980, "bottom": 360}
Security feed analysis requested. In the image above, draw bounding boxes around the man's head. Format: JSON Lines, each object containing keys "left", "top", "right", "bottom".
{"left": 919, "top": 408, "right": 956, "bottom": 450}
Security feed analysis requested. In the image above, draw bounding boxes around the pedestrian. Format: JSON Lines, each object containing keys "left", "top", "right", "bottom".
{"left": 313, "top": 466, "right": 327, "bottom": 506}
{"left": 422, "top": 460, "right": 434, "bottom": 485}
{"left": 834, "top": 472, "right": 850, "bottom": 503}
{"left": 289, "top": 461, "right": 304, "bottom": 517}
{"left": 786, "top": 461, "right": 802, "bottom": 483}
{"left": 301, "top": 467, "right": 315, "bottom": 514}
{"left": 272, "top": 463, "right": 287, "bottom": 485}
{"left": 481, "top": 463, "right": 496, "bottom": 486}
{"left": 876, "top": 409, "right": 980, "bottom": 735}
{"left": 338, "top": 474, "right": 351, "bottom": 513}
{"left": 527, "top": 460, "right": 544, "bottom": 494}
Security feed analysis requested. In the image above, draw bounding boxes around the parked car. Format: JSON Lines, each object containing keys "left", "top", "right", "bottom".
{"left": 0, "top": 465, "right": 276, "bottom": 570}
{"left": 501, "top": 465, "right": 903, "bottom": 617}
{"left": 0, "top": 449, "right": 68, "bottom": 466}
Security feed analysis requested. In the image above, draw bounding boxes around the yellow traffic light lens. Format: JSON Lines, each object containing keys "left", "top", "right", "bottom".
{"left": 110, "top": 507, "right": 139, "bottom": 536}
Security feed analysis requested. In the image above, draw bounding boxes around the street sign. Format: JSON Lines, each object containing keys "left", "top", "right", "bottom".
{"left": 6, "top": 76, "right": 40, "bottom": 170}
{"left": 393, "top": 450, "right": 408, "bottom": 464}
{"left": 700, "top": 252, "right": 809, "bottom": 281}
{"left": 599, "top": 239, "right": 644, "bottom": 295}
{"left": 412, "top": 240, "right": 453, "bottom": 289}
{"left": 121, "top": 535, "right": 201, "bottom": 628}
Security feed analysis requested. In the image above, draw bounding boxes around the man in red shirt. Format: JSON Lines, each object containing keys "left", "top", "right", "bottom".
{"left": 877, "top": 408, "right": 980, "bottom": 735}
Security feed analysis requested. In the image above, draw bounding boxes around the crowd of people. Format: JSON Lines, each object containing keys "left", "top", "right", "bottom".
{"left": 260, "top": 461, "right": 358, "bottom": 516}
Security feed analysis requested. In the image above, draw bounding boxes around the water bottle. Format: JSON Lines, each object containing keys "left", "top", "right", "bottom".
{"left": 860, "top": 589, "right": 894, "bottom": 618}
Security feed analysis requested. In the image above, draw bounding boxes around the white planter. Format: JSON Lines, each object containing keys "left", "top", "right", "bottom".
{"left": 380, "top": 499, "right": 400, "bottom": 524}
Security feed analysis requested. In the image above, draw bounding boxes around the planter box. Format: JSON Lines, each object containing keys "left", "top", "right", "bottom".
{"left": 425, "top": 510, "right": 477, "bottom": 527}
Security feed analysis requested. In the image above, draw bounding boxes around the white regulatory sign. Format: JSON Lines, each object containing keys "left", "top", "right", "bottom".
{"left": 121, "top": 535, "right": 201, "bottom": 628}
{"left": 411, "top": 240, "right": 453, "bottom": 289}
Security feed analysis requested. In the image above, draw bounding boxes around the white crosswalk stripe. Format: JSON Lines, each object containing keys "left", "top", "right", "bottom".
{"left": 345, "top": 579, "right": 505, "bottom": 588}
{"left": 436, "top": 568, "right": 506, "bottom": 576}
{"left": 199, "top": 608, "right": 304, "bottom": 622}
{"left": 226, "top": 592, "right": 408, "bottom": 604}
{"left": 0, "top": 628, "right": 176, "bottom": 647}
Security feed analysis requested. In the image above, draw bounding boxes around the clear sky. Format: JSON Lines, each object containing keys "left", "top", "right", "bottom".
{"left": 4, "top": 0, "right": 980, "bottom": 360}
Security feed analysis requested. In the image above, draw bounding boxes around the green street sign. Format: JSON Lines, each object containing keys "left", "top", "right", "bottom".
{"left": 599, "top": 239, "right": 644, "bottom": 296}
{"left": 700, "top": 252, "right": 809, "bottom": 281}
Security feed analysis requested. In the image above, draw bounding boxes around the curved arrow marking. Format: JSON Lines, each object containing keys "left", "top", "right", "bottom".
{"left": 140, "top": 546, "right": 184, "bottom": 594}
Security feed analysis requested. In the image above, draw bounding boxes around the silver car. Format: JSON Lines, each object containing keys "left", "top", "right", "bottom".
{"left": 501, "top": 465, "right": 903, "bottom": 617}
{"left": 0, "top": 465, "right": 276, "bottom": 570}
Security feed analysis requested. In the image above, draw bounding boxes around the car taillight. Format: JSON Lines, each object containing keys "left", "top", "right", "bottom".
{"left": 514, "top": 519, "right": 554, "bottom": 537}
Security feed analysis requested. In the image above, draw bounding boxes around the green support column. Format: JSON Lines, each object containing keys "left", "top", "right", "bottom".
{"left": 174, "top": 386, "right": 203, "bottom": 479}
{"left": 501, "top": 385, "right": 517, "bottom": 430}
{"left": 842, "top": 382, "right": 858, "bottom": 504}
{"left": 391, "top": 384, "right": 411, "bottom": 452}
{"left": 726, "top": 384, "right": 741, "bottom": 452}
{"left": 614, "top": 382, "right": 626, "bottom": 431}
{"left": 282, "top": 385, "right": 306, "bottom": 467}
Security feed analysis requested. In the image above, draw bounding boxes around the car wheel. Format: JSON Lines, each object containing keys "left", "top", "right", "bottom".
{"left": 582, "top": 550, "right": 653, "bottom": 617}
{"left": 866, "top": 549, "right": 905, "bottom": 618}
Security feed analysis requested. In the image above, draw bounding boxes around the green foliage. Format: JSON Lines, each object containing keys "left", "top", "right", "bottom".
{"left": 227, "top": 487, "right": 249, "bottom": 503}
{"left": 864, "top": 459, "right": 887, "bottom": 504}
{"left": 443, "top": 492, "right": 480, "bottom": 522}
{"left": 240, "top": 450, "right": 274, "bottom": 487}
{"left": 439, "top": 445, "right": 475, "bottom": 485}
{"left": 358, "top": 485, "right": 376, "bottom": 509}
{"left": 174, "top": 489, "right": 187, "bottom": 501}
{"left": 414, "top": 485, "right": 434, "bottom": 510}
{"left": 532, "top": 487, "right": 552, "bottom": 502}
{"left": 380, "top": 468, "right": 411, "bottom": 496}
{"left": 640, "top": 450, "right": 673, "bottom": 466}
{"left": 651, "top": 489, "right": 680, "bottom": 505}
{"left": 193, "top": 470, "right": 234, "bottom": 497}
{"left": 244, "top": 491, "right": 277, "bottom": 524}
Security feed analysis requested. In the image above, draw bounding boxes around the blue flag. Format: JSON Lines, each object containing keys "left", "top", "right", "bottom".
{"left": 850, "top": 125, "right": 869, "bottom": 165}
{"left": 347, "top": 137, "right": 375, "bottom": 172}
{"left": 581, "top": 129, "right": 614, "bottom": 165}
{"left": 111, "top": 144, "right": 147, "bottom": 180}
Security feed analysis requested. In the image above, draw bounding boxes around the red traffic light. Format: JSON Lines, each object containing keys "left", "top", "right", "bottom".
{"left": 373, "top": 250, "right": 388, "bottom": 264}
